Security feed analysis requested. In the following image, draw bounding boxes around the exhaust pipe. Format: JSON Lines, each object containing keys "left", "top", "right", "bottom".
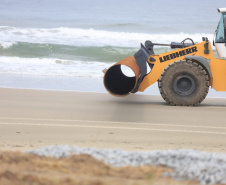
{"left": 103, "top": 56, "right": 140, "bottom": 96}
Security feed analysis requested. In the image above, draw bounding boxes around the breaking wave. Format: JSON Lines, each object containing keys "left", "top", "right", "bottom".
{"left": 0, "top": 26, "right": 213, "bottom": 48}
{"left": 0, "top": 26, "right": 215, "bottom": 78}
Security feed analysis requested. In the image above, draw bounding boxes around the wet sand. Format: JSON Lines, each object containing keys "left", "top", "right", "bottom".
{"left": 0, "top": 88, "right": 226, "bottom": 152}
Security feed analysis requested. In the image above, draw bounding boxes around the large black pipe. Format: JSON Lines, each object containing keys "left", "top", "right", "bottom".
{"left": 103, "top": 56, "right": 140, "bottom": 96}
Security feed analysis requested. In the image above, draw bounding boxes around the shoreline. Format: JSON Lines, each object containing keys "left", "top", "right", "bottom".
{"left": 1, "top": 86, "right": 226, "bottom": 99}
{"left": 0, "top": 74, "right": 226, "bottom": 98}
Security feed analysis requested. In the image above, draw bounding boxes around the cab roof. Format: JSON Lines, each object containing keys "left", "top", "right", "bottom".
{"left": 218, "top": 8, "right": 226, "bottom": 13}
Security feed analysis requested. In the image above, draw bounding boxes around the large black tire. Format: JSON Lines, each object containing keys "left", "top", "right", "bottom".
{"left": 158, "top": 60, "right": 209, "bottom": 106}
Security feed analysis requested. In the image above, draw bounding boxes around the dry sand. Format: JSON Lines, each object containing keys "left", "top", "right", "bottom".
{"left": 0, "top": 151, "right": 200, "bottom": 185}
{"left": 0, "top": 87, "right": 226, "bottom": 185}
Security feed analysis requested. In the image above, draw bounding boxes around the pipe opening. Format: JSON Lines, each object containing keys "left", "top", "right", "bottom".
{"left": 104, "top": 64, "right": 137, "bottom": 96}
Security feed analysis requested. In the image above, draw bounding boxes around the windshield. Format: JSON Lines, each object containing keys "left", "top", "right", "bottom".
{"left": 215, "top": 13, "right": 226, "bottom": 43}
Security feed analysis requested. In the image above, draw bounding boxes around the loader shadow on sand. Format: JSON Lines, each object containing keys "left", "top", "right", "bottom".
{"left": 107, "top": 96, "right": 169, "bottom": 123}
{"left": 107, "top": 94, "right": 226, "bottom": 108}
{"left": 107, "top": 94, "right": 166, "bottom": 105}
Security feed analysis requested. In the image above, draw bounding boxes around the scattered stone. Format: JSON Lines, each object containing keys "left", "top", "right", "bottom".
{"left": 29, "top": 146, "right": 226, "bottom": 184}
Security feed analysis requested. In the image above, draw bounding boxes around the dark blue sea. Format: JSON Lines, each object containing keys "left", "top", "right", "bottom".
{"left": 0, "top": 0, "right": 226, "bottom": 97}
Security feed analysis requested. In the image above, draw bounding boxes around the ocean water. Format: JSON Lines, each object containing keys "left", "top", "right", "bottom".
{"left": 0, "top": 0, "right": 226, "bottom": 97}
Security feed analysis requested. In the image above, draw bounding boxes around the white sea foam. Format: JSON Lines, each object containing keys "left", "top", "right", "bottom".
{"left": 0, "top": 26, "right": 216, "bottom": 80}
{"left": 0, "top": 26, "right": 213, "bottom": 48}
{"left": 0, "top": 56, "right": 113, "bottom": 78}
{"left": 0, "top": 41, "right": 16, "bottom": 48}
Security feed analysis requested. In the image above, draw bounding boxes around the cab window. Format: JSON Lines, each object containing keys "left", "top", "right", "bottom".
{"left": 215, "top": 14, "right": 226, "bottom": 43}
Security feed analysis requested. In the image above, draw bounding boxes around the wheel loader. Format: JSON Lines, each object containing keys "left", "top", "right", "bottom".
{"left": 103, "top": 8, "right": 226, "bottom": 106}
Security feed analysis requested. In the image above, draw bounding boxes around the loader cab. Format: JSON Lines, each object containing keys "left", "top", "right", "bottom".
{"left": 214, "top": 8, "right": 226, "bottom": 58}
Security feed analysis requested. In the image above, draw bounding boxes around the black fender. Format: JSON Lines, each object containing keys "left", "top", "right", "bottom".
{"left": 185, "top": 55, "right": 212, "bottom": 79}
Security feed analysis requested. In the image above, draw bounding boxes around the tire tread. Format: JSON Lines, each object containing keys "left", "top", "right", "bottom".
{"left": 158, "top": 60, "right": 209, "bottom": 106}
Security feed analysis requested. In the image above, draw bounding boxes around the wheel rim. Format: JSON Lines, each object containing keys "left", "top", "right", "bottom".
{"left": 173, "top": 74, "right": 196, "bottom": 96}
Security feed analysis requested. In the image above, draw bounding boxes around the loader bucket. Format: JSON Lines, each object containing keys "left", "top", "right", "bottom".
{"left": 104, "top": 56, "right": 140, "bottom": 96}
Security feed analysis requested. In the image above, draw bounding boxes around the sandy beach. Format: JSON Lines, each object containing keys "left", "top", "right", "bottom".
{"left": 0, "top": 87, "right": 225, "bottom": 153}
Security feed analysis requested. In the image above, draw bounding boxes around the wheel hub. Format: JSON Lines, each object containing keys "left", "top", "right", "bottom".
{"left": 173, "top": 74, "right": 196, "bottom": 96}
